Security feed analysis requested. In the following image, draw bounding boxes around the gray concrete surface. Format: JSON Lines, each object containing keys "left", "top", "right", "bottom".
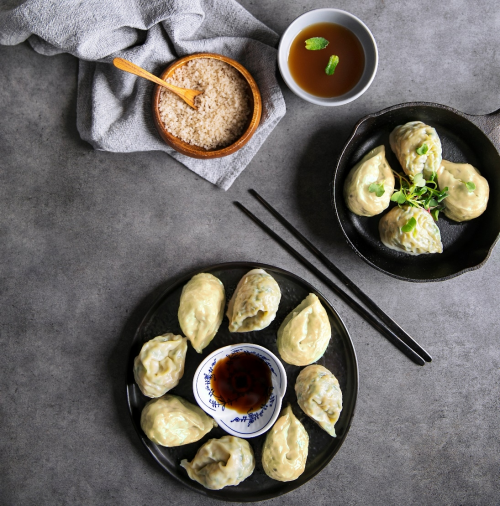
{"left": 1, "top": 1, "right": 499, "bottom": 505}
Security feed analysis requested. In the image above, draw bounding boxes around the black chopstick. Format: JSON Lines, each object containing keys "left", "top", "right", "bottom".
{"left": 234, "top": 201, "right": 426, "bottom": 366}
{"left": 249, "top": 189, "right": 432, "bottom": 363}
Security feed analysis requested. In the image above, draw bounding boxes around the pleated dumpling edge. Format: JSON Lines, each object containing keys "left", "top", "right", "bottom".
{"left": 226, "top": 269, "right": 281, "bottom": 333}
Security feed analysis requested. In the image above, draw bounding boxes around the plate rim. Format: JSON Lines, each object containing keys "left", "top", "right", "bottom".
{"left": 126, "top": 261, "right": 359, "bottom": 502}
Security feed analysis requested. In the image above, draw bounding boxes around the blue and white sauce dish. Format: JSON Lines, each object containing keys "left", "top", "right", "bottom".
{"left": 193, "top": 344, "right": 287, "bottom": 438}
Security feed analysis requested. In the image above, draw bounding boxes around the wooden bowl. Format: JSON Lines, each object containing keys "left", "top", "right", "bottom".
{"left": 152, "top": 53, "right": 262, "bottom": 159}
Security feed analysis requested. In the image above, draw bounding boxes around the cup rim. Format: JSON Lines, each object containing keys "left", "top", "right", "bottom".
{"left": 278, "top": 8, "right": 378, "bottom": 106}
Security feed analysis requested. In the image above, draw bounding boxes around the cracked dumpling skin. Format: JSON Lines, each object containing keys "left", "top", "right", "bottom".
{"left": 437, "top": 160, "right": 489, "bottom": 222}
{"left": 295, "top": 365, "right": 343, "bottom": 437}
{"left": 178, "top": 273, "right": 225, "bottom": 353}
{"left": 390, "top": 121, "right": 442, "bottom": 178}
{"left": 226, "top": 269, "right": 281, "bottom": 332}
{"left": 140, "top": 394, "right": 217, "bottom": 447}
{"left": 344, "top": 145, "right": 395, "bottom": 217}
{"left": 180, "top": 436, "right": 255, "bottom": 490}
{"left": 379, "top": 206, "right": 443, "bottom": 255}
{"left": 262, "top": 404, "right": 309, "bottom": 482}
{"left": 277, "top": 293, "right": 331, "bottom": 366}
{"left": 133, "top": 333, "right": 188, "bottom": 398}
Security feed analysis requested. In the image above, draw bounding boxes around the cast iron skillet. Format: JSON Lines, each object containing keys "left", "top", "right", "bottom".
{"left": 332, "top": 102, "right": 500, "bottom": 282}
{"left": 127, "top": 262, "right": 358, "bottom": 502}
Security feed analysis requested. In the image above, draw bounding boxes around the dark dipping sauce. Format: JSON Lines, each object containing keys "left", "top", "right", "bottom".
{"left": 288, "top": 22, "right": 365, "bottom": 97}
{"left": 211, "top": 352, "right": 272, "bottom": 414}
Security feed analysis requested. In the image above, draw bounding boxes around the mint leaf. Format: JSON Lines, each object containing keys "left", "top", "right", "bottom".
{"left": 391, "top": 191, "right": 407, "bottom": 204}
{"left": 368, "top": 182, "right": 385, "bottom": 197}
{"left": 325, "top": 55, "right": 339, "bottom": 75}
{"left": 416, "top": 143, "right": 428, "bottom": 155}
{"left": 465, "top": 181, "right": 476, "bottom": 191}
{"left": 305, "top": 37, "right": 329, "bottom": 50}
{"left": 401, "top": 217, "right": 417, "bottom": 233}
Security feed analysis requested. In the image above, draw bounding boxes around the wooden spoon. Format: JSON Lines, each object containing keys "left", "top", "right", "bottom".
{"left": 112, "top": 57, "right": 202, "bottom": 109}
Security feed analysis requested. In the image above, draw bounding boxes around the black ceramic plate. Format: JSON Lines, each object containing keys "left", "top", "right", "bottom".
{"left": 126, "top": 262, "right": 358, "bottom": 502}
{"left": 332, "top": 102, "right": 500, "bottom": 282}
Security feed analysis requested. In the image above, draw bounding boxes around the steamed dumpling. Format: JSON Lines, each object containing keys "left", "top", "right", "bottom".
{"left": 390, "top": 121, "right": 442, "bottom": 178}
{"left": 437, "top": 160, "right": 489, "bottom": 222}
{"left": 379, "top": 206, "right": 443, "bottom": 255}
{"left": 180, "top": 436, "right": 255, "bottom": 490}
{"left": 133, "top": 333, "right": 188, "bottom": 398}
{"left": 226, "top": 269, "right": 281, "bottom": 332}
{"left": 344, "top": 145, "right": 395, "bottom": 217}
{"left": 178, "top": 273, "right": 225, "bottom": 353}
{"left": 295, "top": 365, "right": 343, "bottom": 437}
{"left": 140, "top": 394, "right": 217, "bottom": 447}
{"left": 277, "top": 293, "right": 331, "bottom": 366}
{"left": 262, "top": 404, "right": 309, "bottom": 482}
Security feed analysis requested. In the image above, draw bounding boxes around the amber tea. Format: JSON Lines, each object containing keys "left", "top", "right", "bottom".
{"left": 288, "top": 22, "right": 365, "bottom": 97}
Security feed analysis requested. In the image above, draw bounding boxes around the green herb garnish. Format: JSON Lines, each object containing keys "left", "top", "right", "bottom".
{"left": 391, "top": 190, "right": 407, "bottom": 204}
{"left": 416, "top": 143, "right": 429, "bottom": 155}
{"left": 305, "top": 37, "right": 329, "bottom": 50}
{"left": 325, "top": 55, "right": 339, "bottom": 75}
{"left": 401, "top": 217, "right": 417, "bottom": 233}
{"left": 390, "top": 171, "right": 449, "bottom": 221}
{"left": 368, "top": 182, "right": 385, "bottom": 197}
{"left": 464, "top": 181, "right": 476, "bottom": 191}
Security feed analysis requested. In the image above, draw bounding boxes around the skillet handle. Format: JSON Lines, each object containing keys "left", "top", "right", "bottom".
{"left": 465, "top": 108, "right": 500, "bottom": 154}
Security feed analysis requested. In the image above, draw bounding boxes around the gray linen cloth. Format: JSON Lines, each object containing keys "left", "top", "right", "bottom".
{"left": 0, "top": 0, "right": 286, "bottom": 190}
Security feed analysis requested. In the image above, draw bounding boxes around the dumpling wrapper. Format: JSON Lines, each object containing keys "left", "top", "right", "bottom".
{"left": 295, "top": 365, "right": 343, "bottom": 437}
{"left": 379, "top": 205, "right": 443, "bottom": 255}
{"left": 277, "top": 293, "right": 331, "bottom": 366}
{"left": 140, "top": 394, "right": 217, "bottom": 447}
{"left": 262, "top": 404, "right": 309, "bottom": 482}
{"left": 133, "top": 333, "right": 188, "bottom": 398}
{"left": 180, "top": 436, "right": 255, "bottom": 490}
{"left": 390, "top": 121, "right": 442, "bottom": 178}
{"left": 178, "top": 273, "right": 225, "bottom": 353}
{"left": 226, "top": 269, "right": 281, "bottom": 332}
{"left": 437, "top": 160, "right": 489, "bottom": 222}
{"left": 344, "top": 145, "right": 395, "bottom": 217}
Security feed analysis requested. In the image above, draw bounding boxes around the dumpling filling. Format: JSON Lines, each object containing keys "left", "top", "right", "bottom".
{"left": 379, "top": 206, "right": 443, "bottom": 255}
{"left": 226, "top": 269, "right": 281, "bottom": 332}
{"left": 390, "top": 121, "right": 442, "bottom": 178}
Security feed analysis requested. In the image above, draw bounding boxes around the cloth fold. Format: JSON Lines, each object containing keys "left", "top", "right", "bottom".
{"left": 0, "top": 0, "right": 286, "bottom": 190}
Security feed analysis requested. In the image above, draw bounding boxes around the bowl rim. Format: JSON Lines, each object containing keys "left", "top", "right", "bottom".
{"left": 193, "top": 342, "right": 287, "bottom": 438}
{"left": 152, "top": 53, "right": 262, "bottom": 159}
{"left": 277, "top": 8, "right": 378, "bottom": 106}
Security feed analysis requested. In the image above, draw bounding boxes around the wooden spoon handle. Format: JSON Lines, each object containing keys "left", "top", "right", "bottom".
{"left": 113, "top": 57, "right": 174, "bottom": 89}
{"left": 112, "top": 57, "right": 202, "bottom": 109}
